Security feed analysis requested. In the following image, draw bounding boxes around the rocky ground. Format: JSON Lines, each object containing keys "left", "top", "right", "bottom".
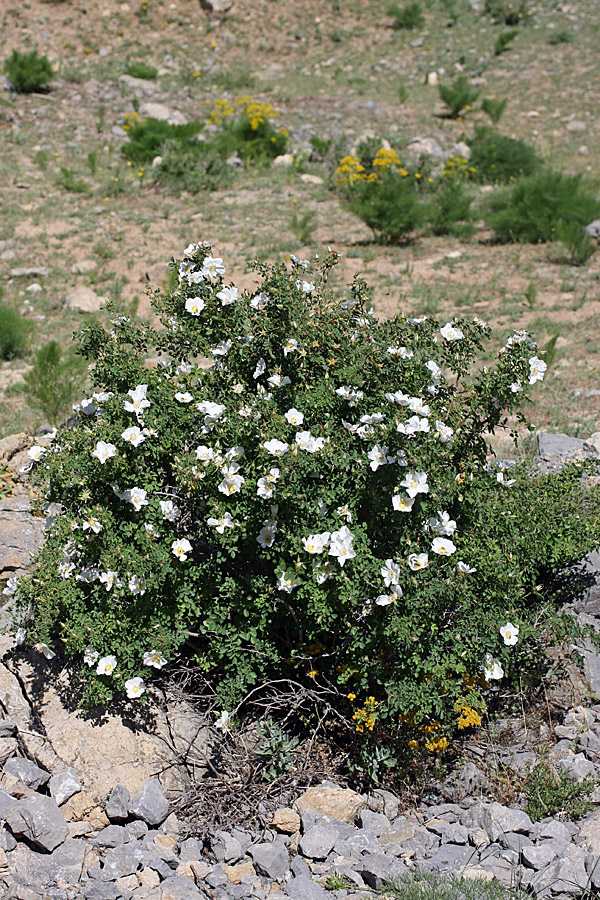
{"left": 2, "top": 432, "right": 600, "bottom": 899}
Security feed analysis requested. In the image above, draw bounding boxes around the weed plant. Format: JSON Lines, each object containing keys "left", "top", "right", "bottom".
{"left": 4, "top": 49, "right": 54, "bottom": 93}
{"left": 556, "top": 220, "right": 597, "bottom": 266}
{"left": 153, "top": 141, "right": 232, "bottom": 195}
{"left": 481, "top": 97, "right": 508, "bottom": 125}
{"left": 22, "top": 341, "right": 87, "bottom": 428}
{"left": 124, "top": 62, "right": 157, "bottom": 80}
{"left": 122, "top": 118, "right": 204, "bottom": 166}
{"left": 525, "top": 761, "right": 595, "bottom": 822}
{"left": 0, "top": 305, "right": 29, "bottom": 360}
{"left": 438, "top": 75, "right": 479, "bottom": 119}
{"left": 485, "top": 0, "right": 530, "bottom": 25}
{"left": 57, "top": 167, "right": 90, "bottom": 194}
{"left": 485, "top": 171, "right": 600, "bottom": 244}
{"left": 424, "top": 180, "right": 474, "bottom": 238}
{"left": 468, "top": 127, "right": 542, "bottom": 183}
{"left": 548, "top": 29, "right": 573, "bottom": 45}
{"left": 384, "top": 868, "right": 512, "bottom": 900}
{"left": 289, "top": 210, "right": 318, "bottom": 244}
{"left": 387, "top": 2, "right": 425, "bottom": 29}
{"left": 494, "top": 29, "right": 518, "bottom": 54}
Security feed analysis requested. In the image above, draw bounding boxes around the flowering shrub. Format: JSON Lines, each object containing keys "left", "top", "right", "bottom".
{"left": 206, "top": 95, "right": 288, "bottom": 163}
{"left": 11, "top": 245, "right": 600, "bottom": 750}
{"left": 335, "top": 145, "right": 473, "bottom": 242}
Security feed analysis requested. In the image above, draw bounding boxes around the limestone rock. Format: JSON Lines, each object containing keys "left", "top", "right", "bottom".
{"left": 0, "top": 497, "right": 46, "bottom": 581}
{"left": 70, "top": 259, "right": 98, "bottom": 275}
{"left": 8, "top": 837, "right": 85, "bottom": 886}
{"left": 270, "top": 807, "right": 300, "bottom": 834}
{"left": 129, "top": 777, "right": 170, "bottom": 825}
{"left": 49, "top": 767, "right": 81, "bottom": 805}
{"left": 223, "top": 860, "right": 256, "bottom": 883}
{"left": 199, "top": 0, "right": 233, "bottom": 17}
{"left": 294, "top": 784, "right": 366, "bottom": 824}
{"left": 248, "top": 840, "right": 289, "bottom": 880}
{"left": 118, "top": 74, "right": 159, "bottom": 94}
{"left": 4, "top": 757, "right": 50, "bottom": 790}
{"left": 139, "top": 102, "right": 187, "bottom": 125}
{"left": 105, "top": 783, "right": 130, "bottom": 820}
{"left": 4, "top": 794, "right": 69, "bottom": 851}
{"left": 65, "top": 285, "right": 106, "bottom": 313}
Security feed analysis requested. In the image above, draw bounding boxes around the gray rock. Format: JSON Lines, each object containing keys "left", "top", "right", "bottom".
{"left": 442, "top": 762, "right": 491, "bottom": 798}
{"left": 9, "top": 267, "right": 51, "bottom": 278}
{"left": 499, "top": 831, "right": 533, "bottom": 853}
{"left": 5, "top": 795, "right": 68, "bottom": 851}
{"left": 557, "top": 752, "right": 596, "bottom": 781}
{"left": 0, "top": 785, "right": 20, "bottom": 818}
{"left": 82, "top": 883, "right": 121, "bottom": 900}
{"left": 487, "top": 802, "right": 534, "bottom": 836}
{"left": 92, "top": 825, "right": 130, "bottom": 848}
{"left": 0, "top": 825, "right": 16, "bottom": 850}
{"left": 96, "top": 845, "right": 141, "bottom": 881}
{"left": 8, "top": 837, "right": 86, "bottom": 886}
{"left": 285, "top": 875, "right": 329, "bottom": 900}
{"left": 354, "top": 852, "right": 407, "bottom": 889}
{"left": 48, "top": 768, "right": 81, "bottom": 805}
{"left": 537, "top": 432, "right": 590, "bottom": 469}
{"left": 426, "top": 843, "right": 477, "bottom": 872}
{"left": 200, "top": 0, "right": 233, "bottom": 16}
{"left": 334, "top": 830, "right": 380, "bottom": 857}
{"left": 211, "top": 829, "right": 243, "bottom": 863}
{"left": 106, "top": 784, "right": 130, "bottom": 821}
{"left": 0, "top": 498, "right": 47, "bottom": 580}
{"left": 579, "top": 730, "right": 600, "bottom": 757}
{"left": 355, "top": 809, "right": 392, "bottom": 836}
{"left": 179, "top": 836, "right": 203, "bottom": 862}
{"left": 522, "top": 842, "right": 559, "bottom": 870}
{"left": 118, "top": 74, "right": 158, "bottom": 94}
{"left": 535, "top": 845, "right": 589, "bottom": 896}
{"left": 299, "top": 822, "right": 338, "bottom": 859}
{"left": 537, "top": 820, "right": 576, "bottom": 842}
{"left": 154, "top": 876, "right": 205, "bottom": 899}
{"left": 0, "top": 720, "right": 16, "bottom": 738}
{"left": 64, "top": 285, "right": 106, "bottom": 313}
{"left": 434, "top": 822, "right": 469, "bottom": 845}
{"left": 291, "top": 855, "right": 312, "bottom": 878}
{"left": 406, "top": 137, "right": 446, "bottom": 160}
{"left": 460, "top": 802, "right": 492, "bottom": 831}
{"left": 124, "top": 819, "right": 147, "bottom": 839}
{"left": 129, "top": 778, "right": 169, "bottom": 826}
{"left": 585, "top": 221, "right": 600, "bottom": 240}
{"left": 249, "top": 840, "right": 289, "bottom": 880}
{"left": 205, "top": 864, "right": 228, "bottom": 887}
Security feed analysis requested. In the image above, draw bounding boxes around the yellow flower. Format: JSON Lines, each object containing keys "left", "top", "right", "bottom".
{"left": 347, "top": 693, "right": 356, "bottom": 701}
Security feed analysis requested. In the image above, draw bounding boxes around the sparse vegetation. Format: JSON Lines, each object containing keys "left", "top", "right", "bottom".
{"left": 468, "top": 126, "right": 542, "bottom": 183}
{"left": 438, "top": 75, "right": 480, "bottom": 119}
{"left": 525, "top": 761, "right": 596, "bottom": 822}
{"left": 485, "top": 170, "right": 600, "bottom": 244}
{"left": 22, "top": 341, "right": 87, "bottom": 428}
{"left": 4, "top": 49, "right": 54, "bottom": 93}
{"left": 0, "top": 305, "right": 30, "bottom": 361}
{"left": 124, "top": 61, "right": 158, "bottom": 80}
{"left": 387, "top": 1, "right": 425, "bottom": 29}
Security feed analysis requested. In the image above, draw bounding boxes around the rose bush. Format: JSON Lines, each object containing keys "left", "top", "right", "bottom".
{"left": 10, "top": 243, "right": 600, "bottom": 752}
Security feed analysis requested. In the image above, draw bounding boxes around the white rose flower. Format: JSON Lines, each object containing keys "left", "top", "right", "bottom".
{"left": 440, "top": 322, "right": 464, "bottom": 341}
{"left": 172, "top": 538, "right": 192, "bottom": 561}
{"left": 92, "top": 441, "right": 117, "bottom": 464}
{"left": 144, "top": 649, "right": 168, "bottom": 669}
{"left": 125, "top": 677, "right": 146, "bottom": 699}
{"left": 500, "top": 622, "right": 519, "bottom": 646}
{"left": 96, "top": 655, "right": 117, "bottom": 676}
{"left": 27, "top": 445, "right": 48, "bottom": 462}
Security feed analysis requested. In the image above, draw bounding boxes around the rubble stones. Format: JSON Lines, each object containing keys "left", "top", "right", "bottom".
{"left": 4, "top": 795, "right": 69, "bottom": 851}
{"left": 129, "top": 779, "right": 170, "bottom": 826}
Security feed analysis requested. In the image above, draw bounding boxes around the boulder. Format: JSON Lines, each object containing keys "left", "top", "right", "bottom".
{"left": 65, "top": 286, "right": 106, "bottom": 313}
{"left": 140, "top": 102, "right": 187, "bottom": 125}
{"left": 294, "top": 784, "right": 366, "bottom": 824}
{"left": 4, "top": 794, "right": 69, "bottom": 851}
{"left": 129, "top": 778, "right": 169, "bottom": 826}
{"left": 0, "top": 497, "right": 46, "bottom": 581}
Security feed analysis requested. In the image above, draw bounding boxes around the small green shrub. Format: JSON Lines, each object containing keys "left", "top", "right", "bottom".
{"left": 485, "top": 0, "right": 530, "bottom": 25}
{"left": 124, "top": 61, "right": 158, "bottom": 80}
{"left": 290, "top": 210, "right": 318, "bottom": 244}
{"left": 387, "top": 1, "right": 425, "bottom": 29}
{"left": 468, "top": 126, "right": 542, "bottom": 183}
{"left": 548, "top": 29, "right": 573, "bottom": 45}
{"left": 485, "top": 170, "right": 600, "bottom": 244}
{"left": 424, "top": 180, "right": 474, "bottom": 237}
{"left": 13, "top": 243, "right": 600, "bottom": 740}
{"left": 481, "top": 97, "right": 508, "bottom": 125}
{"left": 254, "top": 718, "right": 299, "bottom": 781}
{"left": 494, "top": 28, "right": 518, "bottom": 54}
{"left": 57, "top": 167, "right": 90, "bottom": 194}
{"left": 0, "top": 305, "right": 29, "bottom": 360}
{"left": 211, "top": 65, "right": 256, "bottom": 91}
{"left": 397, "top": 82, "right": 408, "bottom": 104}
{"left": 122, "top": 118, "right": 204, "bottom": 166}
{"left": 556, "top": 219, "right": 597, "bottom": 266}
{"left": 345, "top": 170, "right": 425, "bottom": 243}
{"left": 384, "top": 868, "right": 510, "bottom": 900}
{"left": 22, "top": 341, "right": 87, "bottom": 428}
{"left": 4, "top": 49, "right": 54, "bottom": 93}
{"left": 152, "top": 141, "right": 232, "bottom": 195}
{"left": 438, "top": 75, "right": 479, "bottom": 119}
{"left": 525, "top": 761, "right": 595, "bottom": 822}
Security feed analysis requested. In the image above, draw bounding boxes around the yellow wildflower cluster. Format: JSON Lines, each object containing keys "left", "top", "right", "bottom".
{"left": 351, "top": 696, "right": 378, "bottom": 733}
{"left": 455, "top": 699, "right": 483, "bottom": 730}
{"left": 372, "top": 148, "right": 408, "bottom": 176}
{"left": 335, "top": 147, "right": 410, "bottom": 186}
{"left": 122, "top": 111, "right": 146, "bottom": 132}
{"left": 206, "top": 96, "right": 279, "bottom": 131}
{"left": 443, "top": 155, "right": 476, "bottom": 180}
{"left": 400, "top": 711, "right": 449, "bottom": 754}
